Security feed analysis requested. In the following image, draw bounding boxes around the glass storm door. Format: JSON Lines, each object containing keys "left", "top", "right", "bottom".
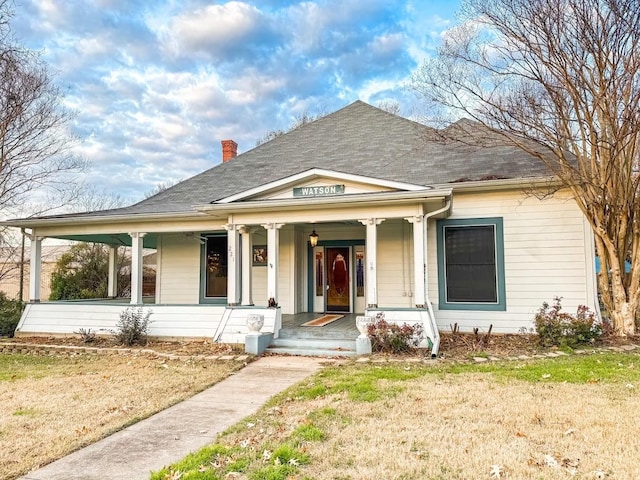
{"left": 205, "top": 236, "right": 227, "bottom": 298}
{"left": 325, "top": 247, "right": 351, "bottom": 312}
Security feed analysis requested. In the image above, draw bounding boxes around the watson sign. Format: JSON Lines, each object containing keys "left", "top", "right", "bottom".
{"left": 293, "top": 185, "right": 345, "bottom": 197}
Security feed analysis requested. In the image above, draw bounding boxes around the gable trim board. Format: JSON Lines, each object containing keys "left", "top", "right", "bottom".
{"left": 2, "top": 101, "right": 597, "bottom": 355}
{"left": 217, "top": 168, "right": 429, "bottom": 203}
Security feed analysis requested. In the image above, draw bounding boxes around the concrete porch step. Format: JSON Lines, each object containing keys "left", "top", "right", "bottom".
{"left": 267, "top": 335, "right": 357, "bottom": 357}
{"left": 277, "top": 328, "right": 357, "bottom": 340}
{"left": 265, "top": 345, "right": 358, "bottom": 357}
{"left": 270, "top": 336, "right": 356, "bottom": 351}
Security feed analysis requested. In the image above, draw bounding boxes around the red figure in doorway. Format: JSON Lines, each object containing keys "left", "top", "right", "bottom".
{"left": 332, "top": 253, "right": 347, "bottom": 296}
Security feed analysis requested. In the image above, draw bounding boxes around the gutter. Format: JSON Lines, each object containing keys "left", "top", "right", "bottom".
{"left": 0, "top": 210, "right": 209, "bottom": 229}
{"left": 431, "top": 176, "right": 559, "bottom": 193}
{"left": 422, "top": 197, "right": 453, "bottom": 357}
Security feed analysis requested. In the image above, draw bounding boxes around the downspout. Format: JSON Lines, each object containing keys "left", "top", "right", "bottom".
{"left": 422, "top": 196, "right": 452, "bottom": 357}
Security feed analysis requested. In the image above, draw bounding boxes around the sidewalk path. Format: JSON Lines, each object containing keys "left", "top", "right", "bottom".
{"left": 19, "top": 356, "right": 325, "bottom": 480}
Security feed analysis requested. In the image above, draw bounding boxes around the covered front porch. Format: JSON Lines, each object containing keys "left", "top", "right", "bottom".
{"left": 15, "top": 171, "right": 452, "bottom": 356}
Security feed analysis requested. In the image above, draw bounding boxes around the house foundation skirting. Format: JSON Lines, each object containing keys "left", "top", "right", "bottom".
{"left": 14, "top": 303, "right": 282, "bottom": 344}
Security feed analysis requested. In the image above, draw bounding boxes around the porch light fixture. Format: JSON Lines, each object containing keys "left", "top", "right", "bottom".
{"left": 309, "top": 230, "right": 319, "bottom": 247}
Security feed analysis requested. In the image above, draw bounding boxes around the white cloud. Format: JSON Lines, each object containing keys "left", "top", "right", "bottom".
{"left": 8, "top": 0, "right": 460, "bottom": 204}
{"left": 167, "top": 2, "right": 270, "bottom": 57}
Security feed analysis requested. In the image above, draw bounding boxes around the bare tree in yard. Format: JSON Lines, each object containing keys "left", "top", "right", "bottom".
{"left": 0, "top": 1, "right": 84, "bottom": 213}
{"left": 411, "top": 0, "right": 640, "bottom": 335}
{"left": 0, "top": 1, "right": 85, "bottom": 296}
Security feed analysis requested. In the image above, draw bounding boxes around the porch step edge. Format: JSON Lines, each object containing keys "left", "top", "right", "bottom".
{"left": 277, "top": 328, "right": 358, "bottom": 340}
{"left": 265, "top": 346, "right": 357, "bottom": 357}
{"left": 271, "top": 338, "right": 356, "bottom": 350}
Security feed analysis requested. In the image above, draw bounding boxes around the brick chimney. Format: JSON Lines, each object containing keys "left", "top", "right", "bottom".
{"left": 221, "top": 139, "right": 238, "bottom": 163}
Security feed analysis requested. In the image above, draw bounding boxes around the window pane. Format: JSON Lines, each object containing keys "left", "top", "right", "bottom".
{"left": 206, "top": 236, "right": 227, "bottom": 297}
{"left": 444, "top": 225, "right": 497, "bottom": 303}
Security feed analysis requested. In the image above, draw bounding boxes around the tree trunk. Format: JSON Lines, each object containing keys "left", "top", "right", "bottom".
{"left": 596, "top": 236, "right": 638, "bottom": 336}
{"left": 608, "top": 301, "right": 637, "bottom": 336}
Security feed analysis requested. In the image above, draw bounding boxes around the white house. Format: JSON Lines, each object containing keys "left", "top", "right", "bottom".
{"left": 2, "top": 101, "right": 598, "bottom": 355}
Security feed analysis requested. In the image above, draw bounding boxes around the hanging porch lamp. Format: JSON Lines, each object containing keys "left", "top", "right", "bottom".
{"left": 309, "top": 230, "right": 319, "bottom": 247}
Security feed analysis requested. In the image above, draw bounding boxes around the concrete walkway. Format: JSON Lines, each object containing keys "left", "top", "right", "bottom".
{"left": 19, "top": 356, "right": 325, "bottom": 480}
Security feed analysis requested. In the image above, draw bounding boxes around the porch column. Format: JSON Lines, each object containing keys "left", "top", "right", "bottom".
{"left": 28, "top": 234, "right": 43, "bottom": 302}
{"left": 405, "top": 216, "right": 426, "bottom": 308}
{"left": 129, "top": 232, "right": 146, "bottom": 304}
{"left": 107, "top": 245, "right": 118, "bottom": 298}
{"left": 359, "top": 218, "right": 385, "bottom": 308}
{"left": 261, "top": 223, "right": 284, "bottom": 305}
{"left": 239, "top": 226, "right": 253, "bottom": 306}
{"left": 224, "top": 224, "right": 242, "bottom": 306}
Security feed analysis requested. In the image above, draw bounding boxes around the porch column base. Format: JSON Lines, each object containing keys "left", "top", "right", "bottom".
{"left": 356, "top": 336, "right": 372, "bottom": 355}
{"left": 245, "top": 332, "right": 274, "bottom": 355}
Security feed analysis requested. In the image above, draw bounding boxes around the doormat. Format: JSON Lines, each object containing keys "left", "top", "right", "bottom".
{"left": 301, "top": 314, "right": 344, "bottom": 327}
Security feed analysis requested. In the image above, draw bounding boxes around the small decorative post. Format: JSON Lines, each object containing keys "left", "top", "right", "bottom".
{"left": 245, "top": 313, "right": 273, "bottom": 355}
{"left": 355, "top": 315, "right": 374, "bottom": 355}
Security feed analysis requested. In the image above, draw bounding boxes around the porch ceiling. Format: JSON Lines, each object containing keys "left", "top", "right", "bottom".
{"left": 52, "top": 233, "right": 158, "bottom": 249}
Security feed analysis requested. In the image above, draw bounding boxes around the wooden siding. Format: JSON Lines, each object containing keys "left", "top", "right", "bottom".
{"left": 15, "top": 303, "right": 280, "bottom": 342}
{"left": 377, "top": 219, "right": 414, "bottom": 308}
{"left": 157, "top": 234, "right": 201, "bottom": 304}
{"left": 427, "top": 190, "right": 594, "bottom": 333}
{"left": 15, "top": 303, "right": 226, "bottom": 338}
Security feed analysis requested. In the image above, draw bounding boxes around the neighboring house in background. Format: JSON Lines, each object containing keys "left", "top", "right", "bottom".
{"left": 1, "top": 101, "right": 598, "bottom": 355}
{"left": 0, "top": 244, "right": 69, "bottom": 301}
{"left": 0, "top": 244, "right": 156, "bottom": 301}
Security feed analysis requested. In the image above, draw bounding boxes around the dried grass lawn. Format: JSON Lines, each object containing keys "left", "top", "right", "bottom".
{"left": 155, "top": 353, "right": 640, "bottom": 480}
{"left": 293, "top": 370, "right": 640, "bottom": 479}
{"left": 0, "top": 351, "right": 243, "bottom": 480}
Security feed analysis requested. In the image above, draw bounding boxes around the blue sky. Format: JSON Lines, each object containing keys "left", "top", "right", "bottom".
{"left": 12, "top": 0, "right": 461, "bottom": 203}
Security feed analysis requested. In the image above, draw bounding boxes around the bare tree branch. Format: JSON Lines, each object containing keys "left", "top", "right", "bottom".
{"left": 0, "top": 1, "right": 84, "bottom": 216}
{"left": 411, "top": 0, "right": 640, "bottom": 334}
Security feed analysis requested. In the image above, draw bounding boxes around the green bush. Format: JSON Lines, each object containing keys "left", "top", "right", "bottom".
{"left": 49, "top": 242, "right": 131, "bottom": 300}
{"left": 112, "top": 306, "right": 152, "bottom": 346}
{"left": 0, "top": 292, "right": 24, "bottom": 337}
{"left": 367, "top": 313, "right": 424, "bottom": 354}
{"left": 534, "top": 297, "right": 603, "bottom": 347}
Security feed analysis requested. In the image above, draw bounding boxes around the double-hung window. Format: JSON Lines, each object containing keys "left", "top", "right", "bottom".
{"left": 436, "top": 217, "right": 506, "bottom": 310}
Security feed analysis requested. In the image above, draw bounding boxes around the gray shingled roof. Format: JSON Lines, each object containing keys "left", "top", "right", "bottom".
{"left": 27, "top": 100, "right": 555, "bottom": 220}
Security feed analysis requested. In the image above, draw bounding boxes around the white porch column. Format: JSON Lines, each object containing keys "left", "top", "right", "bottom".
{"left": 261, "top": 223, "right": 284, "bottom": 305}
{"left": 28, "top": 235, "right": 43, "bottom": 302}
{"left": 224, "top": 224, "right": 241, "bottom": 306}
{"left": 239, "top": 226, "right": 253, "bottom": 306}
{"left": 107, "top": 245, "right": 118, "bottom": 298}
{"left": 405, "top": 216, "right": 426, "bottom": 308}
{"left": 359, "top": 218, "right": 385, "bottom": 308}
{"left": 129, "top": 232, "right": 146, "bottom": 304}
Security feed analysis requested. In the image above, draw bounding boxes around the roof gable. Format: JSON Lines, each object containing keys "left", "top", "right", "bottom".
{"left": 217, "top": 168, "right": 428, "bottom": 203}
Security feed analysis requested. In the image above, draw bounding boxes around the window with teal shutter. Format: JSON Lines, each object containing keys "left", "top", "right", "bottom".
{"left": 436, "top": 217, "right": 506, "bottom": 311}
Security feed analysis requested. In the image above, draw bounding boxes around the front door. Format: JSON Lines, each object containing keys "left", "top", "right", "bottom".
{"left": 325, "top": 247, "right": 351, "bottom": 312}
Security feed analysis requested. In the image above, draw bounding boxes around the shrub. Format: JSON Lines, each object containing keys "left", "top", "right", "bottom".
{"left": 113, "top": 306, "right": 152, "bottom": 346}
{"left": 534, "top": 297, "right": 603, "bottom": 347}
{"left": 0, "top": 292, "right": 24, "bottom": 337}
{"left": 367, "top": 313, "right": 424, "bottom": 354}
{"left": 75, "top": 328, "right": 96, "bottom": 343}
